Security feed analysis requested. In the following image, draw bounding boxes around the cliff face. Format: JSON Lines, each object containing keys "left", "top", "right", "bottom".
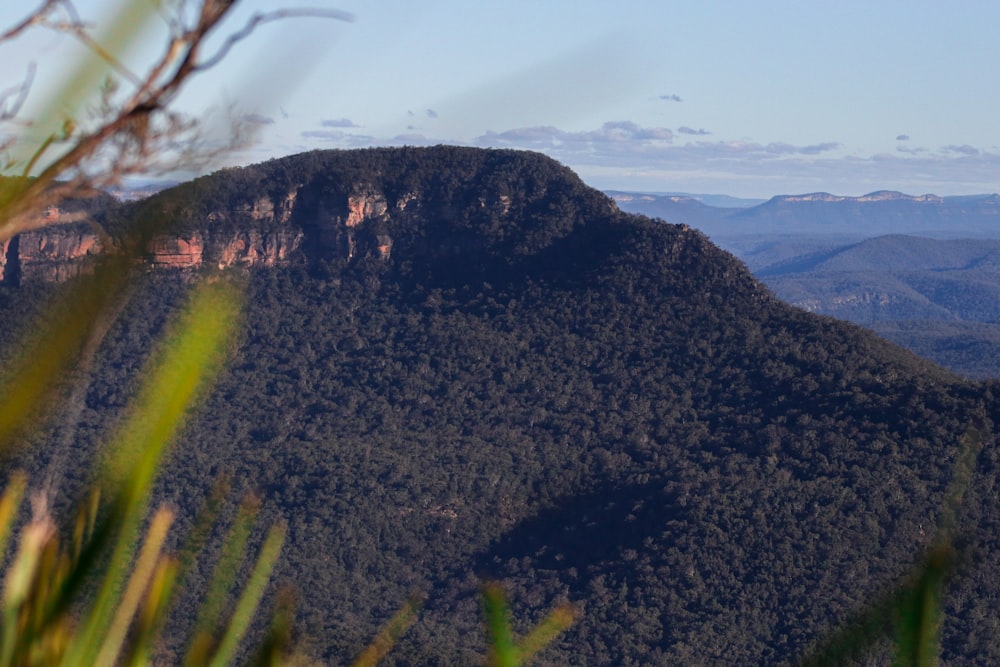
{"left": 4, "top": 147, "right": 620, "bottom": 284}
{"left": 2, "top": 223, "right": 104, "bottom": 285}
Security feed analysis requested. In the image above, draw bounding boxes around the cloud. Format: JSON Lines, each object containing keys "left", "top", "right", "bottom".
{"left": 321, "top": 118, "right": 360, "bottom": 128}
{"left": 479, "top": 121, "right": 674, "bottom": 149}
{"left": 896, "top": 134, "right": 910, "bottom": 141}
{"left": 241, "top": 113, "right": 274, "bottom": 125}
{"left": 294, "top": 118, "right": 1000, "bottom": 197}
{"left": 763, "top": 141, "right": 840, "bottom": 155}
{"left": 678, "top": 126, "right": 711, "bottom": 136}
{"left": 599, "top": 121, "right": 673, "bottom": 141}
{"left": 474, "top": 124, "right": 850, "bottom": 170}
{"left": 659, "top": 94, "right": 683, "bottom": 102}
{"left": 426, "top": 109, "right": 438, "bottom": 119}
{"left": 943, "top": 144, "right": 979, "bottom": 156}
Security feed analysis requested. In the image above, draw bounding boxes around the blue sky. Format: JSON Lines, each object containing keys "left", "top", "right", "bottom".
{"left": 2, "top": 0, "right": 1000, "bottom": 197}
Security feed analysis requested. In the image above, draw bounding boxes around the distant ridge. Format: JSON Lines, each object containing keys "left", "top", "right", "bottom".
{"left": 612, "top": 189, "right": 1000, "bottom": 237}
{"left": 766, "top": 190, "right": 947, "bottom": 203}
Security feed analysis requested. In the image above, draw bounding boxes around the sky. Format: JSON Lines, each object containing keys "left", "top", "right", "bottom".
{"left": 2, "top": 0, "right": 1000, "bottom": 198}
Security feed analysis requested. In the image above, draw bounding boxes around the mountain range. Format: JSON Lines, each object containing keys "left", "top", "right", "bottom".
{"left": 609, "top": 190, "right": 1000, "bottom": 238}
{"left": 2, "top": 147, "right": 1000, "bottom": 664}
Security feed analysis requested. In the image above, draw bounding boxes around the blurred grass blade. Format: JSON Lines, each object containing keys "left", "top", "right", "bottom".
{"left": 125, "top": 556, "right": 178, "bottom": 667}
{"left": 247, "top": 587, "right": 296, "bottom": 667}
{"left": 94, "top": 506, "right": 174, "bottom": 667}
{"left": 183, "top": 494, "right": 260, "bottom": 667}
{"left": 483, "top": 582, "right": 517, "bottom": 667}
{"left": 63, "top": 277, "right": 243, "bottom": 667}
{"left": 176, "top": 476, "right": 232, "bottom": 582}
{"left": 351, "top": 594, "right": 423, "bottom": 667}
{"left": 892, "top": 545, "right": 950, "bottom": 667}
{"left": 6, "top": 0, "right": 162, "bottom": 177}
{"left": 1, "top": 505, "right": 54, "bottom": 667}
{"left": 797, "top": 429, "right": 979, "bottom": 667}
{"left": 208, "top": 524, "right": 286, "bottom": 667}
{"left": 936, "top": 428, "right": 981, "bottom": 540}
{"left": 0, "top": 255, "right": 132, "bottom": 456}
{"left": 515, "top": 604, "right": 575, "bottom": 664}
{"left": 101, "top": 278, "right": 243, "bottom": 499}
{"left": 0, "top": 472, "right": 27, "bottom": 561}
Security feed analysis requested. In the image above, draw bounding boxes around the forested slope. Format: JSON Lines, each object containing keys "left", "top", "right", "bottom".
{"left": 3, "top": 147, "right": 999, "bottom": 664}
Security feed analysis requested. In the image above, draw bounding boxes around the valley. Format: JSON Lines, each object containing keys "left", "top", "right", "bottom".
{"left": 612, "top": 191, "right": 1000, "bottom": 379}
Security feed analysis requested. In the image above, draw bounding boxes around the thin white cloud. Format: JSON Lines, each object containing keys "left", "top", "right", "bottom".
{"left": 943, "top": 144, "right": 979, "bottom": 156}
{"left": 322, "top": 118, "right": 360, "bottom": 128}
{"left": 678, "top": 126, "right": 711, "bottom": 136}
{"left": 479, "top": 121, "right": 674, "bottom": 148}
{"left": 294, "top": 118, "right": 1000, "bottom": 196}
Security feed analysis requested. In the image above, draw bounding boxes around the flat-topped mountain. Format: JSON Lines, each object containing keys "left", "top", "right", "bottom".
{"left": 769, "top": 190, "right": 947, "bottom": 203}
{"left": 3, "top": 147, "right": 1000, "bottom": 664}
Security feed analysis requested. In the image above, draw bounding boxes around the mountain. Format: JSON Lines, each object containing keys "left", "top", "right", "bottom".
{"left": 611, "top": 190, "right": 1000, "bottom": 238}
{"left": 3, "top": 147, "right": 1000, "bottom": 664}
{"left": 606, "top": 191, "right": 765, "bottom": 209}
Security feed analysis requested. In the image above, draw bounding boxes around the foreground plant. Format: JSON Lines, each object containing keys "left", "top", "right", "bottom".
{"left": 482, "top": 582, "right": 576, "bottom": 667}
{"left": 0, "top": 279, "right": 301, "bottom": 666}
{"left": 0, "top": 2, "right": 345, "bottom": 663}
{"left": 795, "top": 428, "right": 982, "bottom": 667}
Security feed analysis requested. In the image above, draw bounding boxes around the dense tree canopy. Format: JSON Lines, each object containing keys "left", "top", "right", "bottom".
{"left": 3, "top": 147, "right": 999, "bottom": 664}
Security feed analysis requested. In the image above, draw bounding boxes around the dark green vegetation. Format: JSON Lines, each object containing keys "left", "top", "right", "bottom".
{"left": 613, "top": 193, "right": 1000, "bottom": 380}
{"left": 751, "top": 236, "right": 1000, "bottom": 380}
{"left": 4, "top": 147, "right": 1000, "bottom": 664}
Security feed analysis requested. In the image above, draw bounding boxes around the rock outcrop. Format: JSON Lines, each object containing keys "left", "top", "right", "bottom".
{"left": 146, "top": 235, "right": 204, "bottom": 269}
{"left": 211, "top": 229, "right": 304, "bottom": 269}
{"left": 2, "top": 223, "right": 104, "bottom": 285}
{"left": 2, "top": 188, "right": 388, "bottom": 283}
{"left": 3, "top": 147, "right": 618, "bottom": 285}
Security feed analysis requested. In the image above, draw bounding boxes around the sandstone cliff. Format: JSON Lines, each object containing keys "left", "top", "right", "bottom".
{"left": 1, "top": 222, "right": 104, "bottom": 285}
{"left": 3, "top": 188, "right": 400, "bottom": 283}
{"left": 3, "top": 147, "right": 617, "bottom": 285}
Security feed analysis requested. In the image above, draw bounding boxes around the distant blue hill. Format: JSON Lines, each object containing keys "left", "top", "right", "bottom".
{"left": 611, "top": 189, "right": 1000, "bottom": 378}
{"left": 609, "top": 190, "right": 1000, "bottom": 238}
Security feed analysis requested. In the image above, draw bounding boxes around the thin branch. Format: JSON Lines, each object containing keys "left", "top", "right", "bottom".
{"left": 0, "top": 64, "right": 36, "bottom": 121}
{"left": 194, "top": 8, "right": 354, "bottom": 72}
{"left": 48, "top": 20, "right": 144, "bottom": 87}
{"left": 0, "top": 0, "right": 62, "bottom": 42}
{"left": 0, "top": 1, "right": 354, "bottom": 240}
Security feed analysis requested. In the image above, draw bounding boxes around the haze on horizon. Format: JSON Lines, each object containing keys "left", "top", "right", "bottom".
{"left": 1, "top": 0, "right": 999, "bottom": 199}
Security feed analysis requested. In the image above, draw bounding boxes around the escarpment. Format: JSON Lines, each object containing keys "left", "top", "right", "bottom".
{"left": 5, "top": 146, "right": 628, "bottom": 285}
{"left": 1, "top": 221, "right": 104, "bottom": 285}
